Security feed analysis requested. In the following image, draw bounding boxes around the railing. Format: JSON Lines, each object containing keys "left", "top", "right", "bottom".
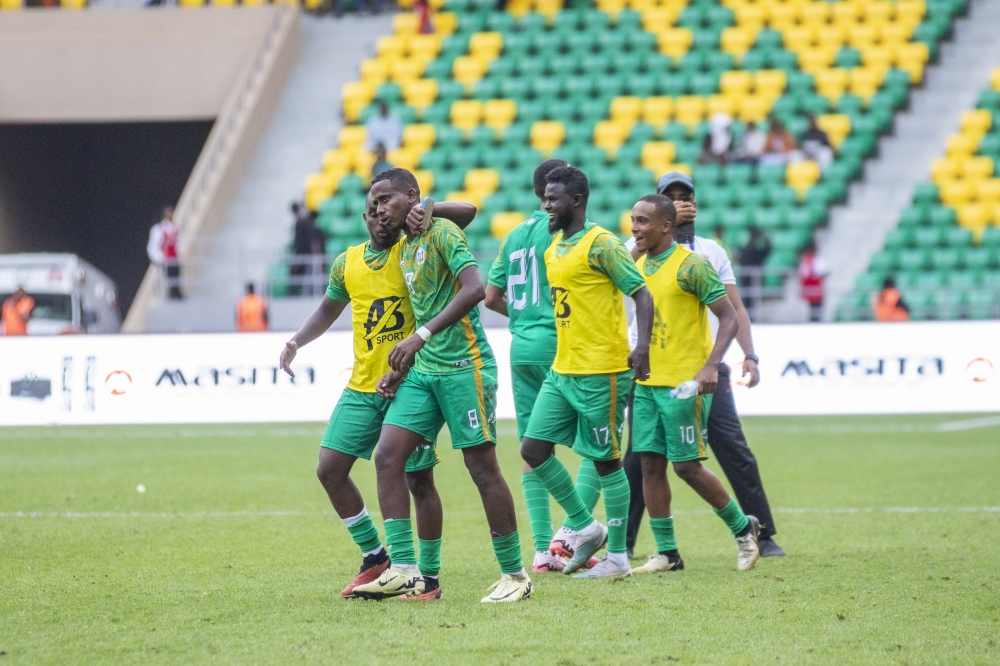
{"left": 731, "top": 265, "right": 796, "bottom": 322}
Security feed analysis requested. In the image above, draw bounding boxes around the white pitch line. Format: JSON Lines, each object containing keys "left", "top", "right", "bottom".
{"left": 935, "top": 415, "right": 1000, "bottom": 431}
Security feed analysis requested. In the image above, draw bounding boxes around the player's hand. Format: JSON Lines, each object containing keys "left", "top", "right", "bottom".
{"left": 388, "top": 334, "right": 425, "bottom": 373}
{"left": 628, "top": 345, "right": 650, "bottom": 382}
{"left": 742, "top": 357, "right": 760, "bottom": 388}
{"left": 405, "top": 204, "right": 427, "bottom": 236}
{"left": 694, "top": 364, "right": 718, "bottom": 395}
{"left": 279, "top": 340, "right": 298, "bottom": 378}
{"left": 674, "top": 201, "right": 697, "bottom": 226}
{"left": 376, "top": 370, "right": 406, "bottom": 399}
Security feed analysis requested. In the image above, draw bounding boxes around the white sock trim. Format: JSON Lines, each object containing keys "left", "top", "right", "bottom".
{"left": 362, "top": 546, "right": 384, "bottom": 558}
{"left": 341, "top": 507, "right": 369, "bottom": 528}
{"left": 395, "top": 563, "right": 418, "bottom": 571}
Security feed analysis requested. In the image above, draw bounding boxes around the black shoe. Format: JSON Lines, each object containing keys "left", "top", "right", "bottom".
{"left": 758, "top": 538, "right": 786, "bottom": 557}
{"left": 359, "top": 548, "right": 390, "bottom": 573}
{"left": 626, "top": 547, "right": 635, "bottom": 560}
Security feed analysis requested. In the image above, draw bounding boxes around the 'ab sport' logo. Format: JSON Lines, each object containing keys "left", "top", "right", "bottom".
{"left": 551, "top": 287, "right": 571, "bottom": 322}
{"left": 363, "top": 296, "right": 407, "bottom": 350}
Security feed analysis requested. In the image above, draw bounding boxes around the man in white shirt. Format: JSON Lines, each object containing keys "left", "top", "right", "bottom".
{"left": 146, "top": 206, "right": 181, "bottom": 299}
{"left": 622, "top": 171, "right": 785, "bottom": 558}
{"left": 364, "top": 100, "right": 403, "bottom": 152}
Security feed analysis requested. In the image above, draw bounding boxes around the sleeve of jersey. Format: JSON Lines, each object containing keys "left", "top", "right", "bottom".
{"left": 713, "top": 248, "right": 737, "bottom": 285}
{"left": 678, "top": 255, "right": 728, "bottom": 304}
{"left": 326, "top": 252, "right": 350, "bottom": 302}
{"left": 486, "top": 236, "right": 508, "bottom": 290}
{"left": 436, "top": 220, "right": 478, "bottom": 278}
{"left": 590, "top": 233, "right": 646, "bottom": 296}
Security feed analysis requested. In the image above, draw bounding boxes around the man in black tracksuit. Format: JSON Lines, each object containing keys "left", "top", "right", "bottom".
{"left": 623, "top": 172, "right": 785, "bottom": 558}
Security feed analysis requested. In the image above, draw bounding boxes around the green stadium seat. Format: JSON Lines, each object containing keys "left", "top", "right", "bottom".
{"left": 948, "top": 270, "right": 980, "bottom": 289}
{"left": 976, "top": 89, "right": 1000, "bottom": 110}
{"left": 981, "top": 226, "right": 1000, "bottom": 247}
{"left": 931, "top": 248, "right": 960, "bottom": 271}
{"left": 899, "top": 249, "right": 930, "bottom": 271}
{"left": 914, "top": 226, "right": 945, "bottom": 247}
{"left": 978, "top": 134, "right": 1000, "bottom": 158}
{"left": 944, "top": 227, "right": 973, "bottom": 247}
{"left": 834, "top": 47, "right": 862, "bottom": 69}
{"left": 898, "top": 205, "right": 930, "bottom": 227}
{"left": 721, "top": 208, "right": 751, "bottom": 229}
{"left": 753, "top": 208, "right": 785, "bottom": 229}
{"left": 883, "top": 228, "right": 913, "bottom": 249}
{"left": 928, "top": 206, "right": 957, "bottom": 226}
{"left": 855, "top": 272, "right": 885, "bottom": 291}
{"left": 758, "top": 164, "right": 786, "bottom": 185}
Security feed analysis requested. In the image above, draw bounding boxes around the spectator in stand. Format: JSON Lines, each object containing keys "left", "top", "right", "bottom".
{"left": 873, "top": 277, "right": 910, "bottom": 322}
{"left": 738, "top": 226, "right": 771, "bottom": 316}
{"left": 2, "top": 287, "right": 34, "bottom": 336}
{"left": 290, "top": 209, "right": 327, "bottom": 297}
{"left": 371, "top": 143, "right": 392, "bottom": 178}
{"left": 365, "top": 100, "right": 402, "bottom": 152}
{"left": 800, "top": 115, "right": 835, "bottom": 171}
{"left": 735, "top": 120, "right": 766, "bottom": 164}
{"left": 712, "top": 223, "right": 730, "bottom": 256}
{"left": 759, "top": 118, "right": 802, "bottom": 166}
{"left": 798, "top": 239, "right": 829, "bottom": 322}
{"left": 146, "top": 206, "right": 182, "bottom": 299}
{"left": 236, "top": 283, "right": 269, "bottom": 332}
{"left": 415, "top": 0, "right": 434, "bottom": 33}
{"left": 697, "top": 113, "right": 732, "bottom": 164}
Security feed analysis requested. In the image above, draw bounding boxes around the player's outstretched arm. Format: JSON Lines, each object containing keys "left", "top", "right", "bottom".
{"left": 629, "top": 286, "right": 653, "bottom": 381}
{"left": 484, "top": 284, "right": 509, "bottom": 317}
{"left": 723, "top": 283, "right": 760, "bottom": 388}
{"left": 279, "top": 295, "right": 348, "bottom": 377}
{"left": 387, "top": 265, "right": 485, "bottom": 373}
{"left": 694, "top": 296, "right": 739, "bottom": 394}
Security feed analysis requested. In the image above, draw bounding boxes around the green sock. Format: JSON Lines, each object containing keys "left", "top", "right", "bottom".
{"left": 383, "top": 518, "right": 417, "bottom": 566}
{"left": 600, "top": 468, "right": 631, "bottom": 554}
{"left": 533, "top": 455, "right": 593, "bottom": 531}
{"left": 575, "top": 459, "right": 602, "bottom": 513}
{"left": 417, "top": 538, "right": 442, "bottom": 577}
{"left": 714, "top": 497, "right": 750, "bottom": 536}
{"left": 649, "top": 516, "right": 677, "bottom": 553}
{"left": 491, "top": 530, "right": 524, "bottom": 575}
{"left": 521, "top": 471, "right": 553, "bottom": 552}
{"left": 343, "top": 509, "right": 382, "bottom": 554}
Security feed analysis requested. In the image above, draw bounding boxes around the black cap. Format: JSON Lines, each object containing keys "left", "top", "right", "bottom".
{"left": 656, "top": 171, "right": 694, "bottom": 196}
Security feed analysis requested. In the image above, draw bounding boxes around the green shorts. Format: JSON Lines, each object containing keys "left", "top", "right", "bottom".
{"left": 383, "top": 365, "right": 498, "bottom": 450}
{"left": 631, "top": 383, "right": 713, "bottom": 463}
{"left": 511, "top": 364, "right": 550, "bottom": 440}
{"left": 523, "top": 369, "right": 632, "bottom": 462}
{"left": 321, "top": 388, "right": 438, "bottom": 473}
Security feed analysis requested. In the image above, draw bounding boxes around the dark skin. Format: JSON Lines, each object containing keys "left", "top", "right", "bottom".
{"left": 520, "top": 182, "right": 654, "bottom": 478}
{"left": 278, "top": 191, "right": 474, "bottom": 543}
{"left": 370, "top": 181, "right": 521, "bottom": 541}
{"left": 629, "top": 199, "right": 741, "bottom": 515}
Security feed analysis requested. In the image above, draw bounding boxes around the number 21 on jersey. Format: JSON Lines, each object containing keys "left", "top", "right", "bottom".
{"left": 507, "top": 247, "right": 539, "bottom": 311}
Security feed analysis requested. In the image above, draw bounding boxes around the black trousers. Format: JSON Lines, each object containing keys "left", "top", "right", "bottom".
{"left": 624, "top": 362, "right": 778, "bottom": 549}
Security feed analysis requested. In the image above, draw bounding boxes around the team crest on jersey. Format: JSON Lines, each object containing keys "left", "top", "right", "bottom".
{"left": 416, "top": 247, "right": 425, "bottom": 264}
{"left": 362, "top": 296, "right": 407, "bottom": 350}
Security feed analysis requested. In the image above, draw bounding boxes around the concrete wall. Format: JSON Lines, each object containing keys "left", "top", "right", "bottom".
{"left": 0, "top": 7, "right": 282, "bottom": 123}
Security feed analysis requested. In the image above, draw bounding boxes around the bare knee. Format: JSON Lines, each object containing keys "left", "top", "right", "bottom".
{"left": 640, "top": 453, "right": 667, "bottom": 480}
{"left": 316, "top": 449, "right": 353, "bottom": 489}
{"left": 406, "top": 469, "right": 436, "bottom": 500}
{"left": 520, "top": 438, "right": 554, "bottom": 468}
{"left": 464, "top": 445, "right": 503, "bottom": 489}
{"left": 672, "top": 460, "right": 701, "bottom": 483}
{"left": 593, "top": 459, "right": 622, "bottom": 477}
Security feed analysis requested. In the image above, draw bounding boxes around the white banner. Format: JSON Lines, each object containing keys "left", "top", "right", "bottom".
{"left": 0, "top": 321, "right": 997, "bottom": 426}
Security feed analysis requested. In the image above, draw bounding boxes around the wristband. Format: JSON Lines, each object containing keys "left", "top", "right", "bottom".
{"left": 416, "top": 326, "right": 433, "bottom": 342}
{"left": 744, "top": 354, "right": 759, "bottom": 365}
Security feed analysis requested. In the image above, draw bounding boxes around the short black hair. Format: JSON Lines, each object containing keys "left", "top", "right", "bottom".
{"left": 638, "top": 194, "right": 676, "bottom": 222}
{"left": 246, "top": 282, "right": 255, "bottom": 294}
{"left": 371, "top": 167, "right": 420, "bottom": 198}
{"left": 533, "top": 159, "right": 569, "bottom": 193}
{"left": 545, "top": 165, "right": 589, "bottom": 200}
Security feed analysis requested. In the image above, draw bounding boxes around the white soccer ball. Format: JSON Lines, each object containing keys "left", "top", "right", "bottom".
{"left": 137, "top": 484, "right": 146, "bottom": 493}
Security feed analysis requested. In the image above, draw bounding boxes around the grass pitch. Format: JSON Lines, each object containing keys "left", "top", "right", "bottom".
{"left": 2, "top": 414, "right": 999, "bottom": 665}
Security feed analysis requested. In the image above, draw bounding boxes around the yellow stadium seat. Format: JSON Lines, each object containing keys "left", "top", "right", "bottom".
{"left": 445, "top": 189, "right": 484, "bottom": 208}
{"left": 0, "top": 0, "right": 22, "bottom": 7}
{"left": 961, "top": 109, "right": 993, "bottom": 136}
{"left": 483, "top": 99, "right": 517, "bottom": 132}
{"left": 860, "top": 44, "right": 894, "bottom": 73}
{"left": 642, "top": 97, "right": 674, "bottom": 128}
{"left": 620, "top": 210, "right": 634, "bottom": 236}
{"left": 815, "top": 68, "right": 849, "bottom": 104}
{"left": 734, "top": 3, "right": 765, "bottom": 30}
{"left": 530, "top": 121, "right": 566, "bottom": 154}
{"left": 878, "top": 23, "right": 910, "bottom": 48}
{"left": 862, "top": 1, "right": 894, "bottom": 24}
{"left": 465, "top": 169, "right": 500, "bottom": 195}
{"left": 594, "top": 121, "right": 630, "bottom": 155}
{"left": 595, "top": 0, "right": 627, "bottom": 13}
{"left": 338, "top": 125, "right": 368, "bottom": 153}
{"left": 393, "top": 13, "right": 420, "bottom": 35}
{"left": 931, "top": 157, "right": 961, "bottom": 183}
{"left": 211, "top": 0, "right": 236, "bottom": 6}
{"left": 452, "top": 56, "right": 489, "bottom": 87}
{"left": 469, "top": 32, "right": 503, "bottom": 60}
{"left": 975, "top": 178, "right": 1000, "bottom": 204}
{"left": 992, "top": 67, "right": 1000, "bottom": 92}
{"left": 800, "top": 1, "right": 830, "bottom": 28}
{"left": 433, "top": 12, "right": 458, "bottom": 35}
{"left": 377, "top": 36, "right": 408, "bottom": 60}
{"left": 626, "top": 0, "right": 654, "bottom": 11}
{"left": 831, "top": 1, "right": 860, "bottom": 26}
{"left": 817, "top": 114, "right": 851, "bottom": 148}
{"left": 847, "top": 24, "right": 878, "bottom": 50}
{"left": 816, "top": 25, "right": 845, "bottom": 51}
{"left": 957, "top": 203, "right": 991, "bottom": 239}
{"left": 491, "top": 212, "right": 524, "bottom": 238}
{"left": 754, "top": 69, "right": 787, "bottom": 97}
{"left": 450, "top": 100, "right": 483, "bottom": 132}
{"left": 642, "top": 7, "right": 673, "bottom": 32}
{"left": 403, "top": 79, "right": 438, "bottom": 110}
{"left": 768, "top": 3, "right": 797, "bottom": 31}
{"left": 658, "top": 28, "right": 694, "bottom": 59}
{"left": 641, "top": 142, "right": 677, "bottom": 170}
{"left": 353, "top": 150, "right": 376, "bottom": 180}
{"left": 360, "top": 59, "right": 390, "bottom": 86}
{"left": 403, "top": 124, "right": 436, "bottom": 152}
{"left": 323, "top": 149, "right": 353, "bottom": 172}
{"left": 506, "top": 0, "right": 530, "bottom": 16}
{"left": 849, "top": 67, "right": 885, "bottom": 104}
{"left": 708, "top": 95, "right": 736, "bottom": 118}
{"left": 659, "top": 162, "right": 693, "bottom": 175}
{"left": 387, "top": 148, "right": 421, "bottom": 171}
{"left": 721, "top": 27, "right": 756, "bottom": 58}
{"left": 342, "top": 79, "right": 374, "bottom": 104}
{"left": 304, "top": 173, "right": 338, "bottom": 211}
{"left": 414, "top": 170, "right": 434, "bottom": 196}
{"left": 674, "top": 96, "right": 705, "bottom": 129}
{"left": 798, "top": 47, "right": 837, "bottom": 74}
{"left": 782, "top": 26, "right": 815, "bottom": 52}
{"left": 738, "top": 94, "right": 772, "bottom": 122}
{"left": 786, "top": 160, "right": 821, "bottom": 197}
{"left": 391, "top": 58, "right": 425, "bottom": 83}
{"left": 720, "top": 70, "right": 753, "bottom": 98}
{"left": 896, "top": 0, "right": 926, "bottom": 24}
{"left": 533, "top": 0, "right": 562, "bottom": 13}
{"left": 963, "top": 156, "right": 995, "bottom": 181}
{"left": 409, "top": 34, "right": 442, "bottom": 62}
{"left": 178, "top": 0, "right": 203, "bottom": 7}
{"left": 242, "top": 0, "right": 266, "bottom": 5}
{"left": 946, "top": 133, "right": 978, "bottom": 157}
{"left": 939, "top": 179, "right": 973, "bottom": 207}
{"left": 610, "top": 97, "right": 643, "bottom": 125}
{"left": 896, "top": 42, "right": 929, "bottom": 83}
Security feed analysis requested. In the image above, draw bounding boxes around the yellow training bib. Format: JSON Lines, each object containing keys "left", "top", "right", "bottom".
{"left": 344, "top": 241, "right": 414, "bottom": 392}
{"left": 545, "top": 226, "right": 631, "bottom": 375}
{"left": 638, "top": 245, "right": 713, "bottom": 387}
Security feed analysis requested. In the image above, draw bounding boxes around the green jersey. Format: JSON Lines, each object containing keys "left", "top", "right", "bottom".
{"left": 487, "top": 211, "right": 557, "bottom": 366}
{"left": 399, "top": 217, "right": 496, "bottom": 375}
